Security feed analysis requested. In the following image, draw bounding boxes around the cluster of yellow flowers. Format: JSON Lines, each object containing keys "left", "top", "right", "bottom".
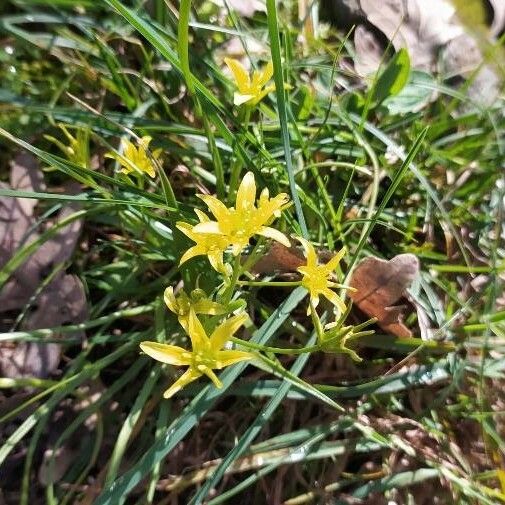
{"left": 141, "top": 292, "right": 254, "bottom": 398}
{"left": 104, "top": 58, "right": 277, "bottom": 179}
{"left": 99, "top": 59, "right": 354, "bottom": 399}
{"left": 138, "top": 170, "right": 350, "bottom": 398}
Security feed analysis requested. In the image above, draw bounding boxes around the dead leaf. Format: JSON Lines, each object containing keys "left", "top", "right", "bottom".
{"left": 251, "top": 241, "right": 305, "bottom": 274}
{"left": 353, "top": 24, "right": 384, "bottom": 77}
{"left": 226, "top": 0, "right": 266, "bottom": 17}
{"left": 349, "top": 254, "right": 420, "bottom": 337}
{"left": 38, "top": 446, "right": 77, "bottom": 486}
{"left": 0, "top": 153, "right": 88, "bottom": 378}
{"left": 0, "top": 152, "right": 45, "bottom": 263}
{"left": 360, "top": 0, "right": 464, "bottom": 71}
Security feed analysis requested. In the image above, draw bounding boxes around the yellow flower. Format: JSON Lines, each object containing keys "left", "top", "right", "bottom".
{"left": 140, "top": 310, "right": 254, "bottom": 398}
{"left": 164, "top": 286, "right": 226, "bottom": 331}
{"left": 194, "top": 171, "right": 290, "bottom": 256}
{"left": 105, "top": 135, "right": 161, "bottom": 178}
{"left": 176, "top": 210, "right": 230, "bottom": 274}
{"left": 295, "top": 237, "right": 347, "bottom": 315}
{"left": 224, "top": 58, "right": 276, "bottom": 106}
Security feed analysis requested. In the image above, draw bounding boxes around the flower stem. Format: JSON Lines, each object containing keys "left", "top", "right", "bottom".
{"left": 228, "top": 106, "right": 251, "bottom": 203}
{"left": 222, "top": 255, "right": 242, "bottom": 305}
{"left": 231, "top": 336, "right": 319, "bottom": 355}
{"left": 237, "top": 280, "right": 301, "bottom": 287}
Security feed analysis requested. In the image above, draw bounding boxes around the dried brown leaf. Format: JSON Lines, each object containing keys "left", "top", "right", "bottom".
{"left": 353, "top": 24, "right": 384, "bottom": 76}
{"left": 0, "top": 153, "right": 45, "bottom": 263}
{"left": 349, "top": 254, "right": 420, "bottom": 337}
{"left": 360, "top": 0, "right": 464, "bottom": 71}
{"left": 0, "top": 155, "right": 88, "bottom": 378}
{"left": 251, "top": 242, "right": 305, "bottom": 274}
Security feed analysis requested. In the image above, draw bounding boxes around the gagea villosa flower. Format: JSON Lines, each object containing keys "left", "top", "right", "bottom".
{"left": 295, "top": 237, "right": 348, "bottom": 316}
{"left": 140, "top": 310, "right": 255, "bottom": 398}
{"left": 105, "top": 135, "right": 161, "bottom": 178}
{"left": 177, "top": 172, "right": 290, "bottom": 270}
{"left": 224, "top": 58, "right": 276, "bottom": 106}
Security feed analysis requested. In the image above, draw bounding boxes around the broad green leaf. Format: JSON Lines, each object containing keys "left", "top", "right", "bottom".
{"left": 382, "top": 70, "right": 436, "bottom": 114}
{"left": 371, "top": 48, "right": 411, "bottom": 106}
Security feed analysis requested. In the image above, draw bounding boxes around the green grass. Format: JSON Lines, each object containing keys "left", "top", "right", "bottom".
{"left": 0, "top": 1, "right": 504, "bottom": 504}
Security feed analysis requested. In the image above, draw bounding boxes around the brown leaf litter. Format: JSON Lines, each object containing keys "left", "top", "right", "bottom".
{"left": 0, "top": 152, "right": 88, "bottom": 379}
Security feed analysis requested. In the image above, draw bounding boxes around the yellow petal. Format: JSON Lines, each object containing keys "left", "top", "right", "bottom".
{"left": 179, "top": 245, "right": 205, "bottom": 265}
{"left": 193, "top": 221, "right": 223, "bottom": 235}
{"left": 163, "top": 367, "right": 202, "bottom": 398}
{"left": 322, "top": 288, "right": 347, "bottom": 314}
{"left": 144, "top": 164, "right": 156, "bottom": 178}
{"left": 194, "top": 209, "right": 210, "bottom": 223}
{"left": 209, "top": 312, "right": 249, "bottom": 351}
{"left": 208, "top": 251, "right": 227, "bottom": 274}
{"left": 187, "top": 309, "right": 211, "bottom": 352}
{"left": 198, "top": 194, "right": 230, "bottom": 222}
{"left": 323, "top": 247, "right": 346, "bottom": 273}
{"left": 224, "top": 57, "right": 251, "bottom": 93}
{"left": 257, "top": 60, "right": 273, "bottom": 87}
{"left": 193, "top": 298, "right": 226, "bottom": 316}
{"left": 138, "top": 136, "right": 152, "bottom": 149}
{"left": 257, "top": 227, "right": 290, "bottom": 247}
{"left": 296, "top": 236, "right": 318, "bottom": 267}
{"left": 139, "top": 341, "right": 190, "bottom": 366}
{"left": 164, "top": 286, "right": 178, "bottom": 313}
{"left": 121, "top": 138, "right": 135, "bottom": 156}
{"left": 104, "top": 151, "right": 121, "bottom": 162}
{"left": 215, "top": 349, "right": 255, "bottom": 368}
{"left": 234, "top": 92, "right": 255, "bottom": 106}
{"left": 201, "top": 367, "right": 222, "bottom": 389}
{"left": 176, "top": 221, "right": 193, "bottom": 236}
{"left": 251, "top": 84, "right": 276, "bottom": 105}
{"left": 236, "top": 171, "right": 256, "bottom": 211}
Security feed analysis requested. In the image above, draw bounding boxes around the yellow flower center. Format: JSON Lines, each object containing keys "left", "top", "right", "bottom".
{"left": 301, "top": 266, "right": 330, "bottom": 293}
{"left": 192, "top": 350, "right": 215, "bottom": 371}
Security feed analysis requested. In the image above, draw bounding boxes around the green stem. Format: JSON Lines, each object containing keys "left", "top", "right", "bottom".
{"left": 231, "top": 336, "right": 320, "bottom": 355}
{"left": 178, "top": 0, "right": 224, "bottom": 197}
{"left": 228, "top": 106, "right": 252, "bottom": 202}
{"left": 309, "top": 300, "right": 324, "bottom": 340}
{"left": 266, "top": 0, "right": 308, "bottom": 238}
{"left": 177, "top": 0, "right": 195, "bottom": 96}
{"left": 237, "top": 280, "right": 301, "bottom": 287}
{"left": 222, "top": 255, "right": 242, "bottom": 305}
{"left": 0, "top": 305, "right": 154, "bottom": 342}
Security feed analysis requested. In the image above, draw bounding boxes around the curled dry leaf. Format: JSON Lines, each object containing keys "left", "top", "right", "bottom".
{"left": 349, "top": 254, "right": 420, "bottom": 338}
{"left": 353, "top": 24, "right": 384, "bottom": 77}
{"left": 359, "top": 0, "right": 464, "bottom": 71}
{"left": 0, "top": 153, "right": 88, "bottom": 379}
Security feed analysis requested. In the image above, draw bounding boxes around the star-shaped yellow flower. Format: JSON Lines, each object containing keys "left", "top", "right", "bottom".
{"left": 105, "top": 135, "right": 161, "bottom": 178}
{"left": 224, "top": 58, "right": 276, "bottom": 106}
{"left": 140, "top": 310, "right": 254, "bottom": 398}
{"left": 194, "top": 171, "right": 290, "bottom": 256}
{"left": 176, "top": 210, "right": 230, "bottom": 274}
{"left": 164, "top": 286, "right": 226, "bottom": 331}
{"left": 296, "top": 237, "right": 347, "bottom": 315}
